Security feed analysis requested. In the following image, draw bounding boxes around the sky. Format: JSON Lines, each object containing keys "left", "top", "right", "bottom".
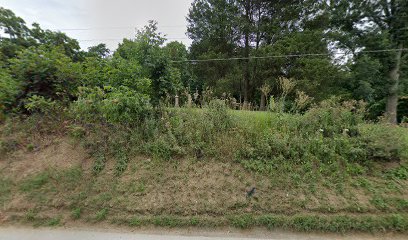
{"left": 0, "top": 0, "right": 193, "bottom": 50}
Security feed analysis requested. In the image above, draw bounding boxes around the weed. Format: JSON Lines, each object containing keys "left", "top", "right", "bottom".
{"left": 121, "top": 214, "right": 408, "bottom": 232}
{"left": 257, "top": 215, "right": 286, "bottom": 229}
{"left": 56, "top": 167, "right": 83, "bottom": 190}
{"left": 26, "top": 143, "right": 35, "bottom": 151}
{"left": 137, "top": 182, "right": 146, "bottom": 193}
{"left": 95, "top": 208, "right": 108, "bottom": 222}
{"left": 115, "top": 150, "right": 129, "bottom": 176}
{"left": 24, "top": 209, "right": 37, "bottom": 222}
{"left": 92, "top": 193, "right": 113, "bottom": 207}
{"left": 46, "top": 216, "right": 61, "bottom": 226}
{"left": 71, "top": 207, "right": 82, "bottom": 220}
{"left": 69, "top": 125, "right": 86, "bottom": 139}
{"left": 229, "top": 215, "right": 255, "bottom": 229}
{"left": 92, "top": 152, "right": 106, "bottom": 175}
{"left": 152, "top": 216, "right": 182, "bottom": 227}
{"left": 387, "top": 165, "right": 408, "bottom": 180}
{"left": 390, "top": 198, "right": 408, "bottom": 211}
{"left": 370, "top": 196, "right": 389, "bottom": 211}
{"left": 0, "top": 138, "right": 19, "bottom": 154}
{"left": 20, "top": 172, "right": 49, "bottom": 192}
{"left": 0, "top": 177, "right": 12, "bottom": 205}
{"left": 129, "top": 217, "right": 141, "bottom": 227}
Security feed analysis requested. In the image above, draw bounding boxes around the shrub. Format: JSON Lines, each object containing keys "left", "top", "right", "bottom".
{"left": 25, "top": 95, "right": 59, "bottom": 114}
{"left": 0, "top": 70, "right": 21, "bottom": 114}
{"left": 146, "top": 134, "right": 184, "bottom": 160}
{"left": 9, "top": 46, "right": 81, "bottom": 107}
{"left": 359, "top": 124, "right": 407, "bottom": 162}
{"left": 387, "top": 165, "right": 408, "bottom": 180}
{"left": 206, "top": 99, "right": 231, "bottom": 131}
{"left": 237, "top": 99, "right": 406, "bottom": 173}
{"left": 72, "top": 86, "right": 152, "bottom": 125}
{"left": 301, "top": 98, "right": 365, "bottom": 137}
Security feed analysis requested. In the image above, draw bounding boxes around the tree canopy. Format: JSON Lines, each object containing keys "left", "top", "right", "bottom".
{"left": 0, "top": 2, "right": 407, "bottom": 122}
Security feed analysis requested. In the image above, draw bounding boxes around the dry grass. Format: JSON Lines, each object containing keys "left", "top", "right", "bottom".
{"left": 1, "top": 106, "right": 408, "bottom": 232}
{"left": 0, "top": 137, "right": 407, "bottom": 229}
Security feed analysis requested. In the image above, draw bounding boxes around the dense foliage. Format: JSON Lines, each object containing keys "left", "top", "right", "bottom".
{"left": 1, "top": 4, "right": 407, "bottom": 122}
{"left": 0, "top": 6, "right": 408, "bottom": 231}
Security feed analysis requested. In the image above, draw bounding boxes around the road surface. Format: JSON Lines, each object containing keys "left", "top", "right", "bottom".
{"left": 0, "top": 227, "right": 407, "bottom": 240}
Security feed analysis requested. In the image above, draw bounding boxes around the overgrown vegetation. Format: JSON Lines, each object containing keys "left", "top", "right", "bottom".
{"left": 0, "top": 3, "right": 408, "bottom": 234}
{"left": 1, "top": 100, "right": 407, "bottom": 232}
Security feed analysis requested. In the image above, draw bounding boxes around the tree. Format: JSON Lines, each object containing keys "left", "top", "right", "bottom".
{"left": 0, "top": 68, "right": 21, "bottom": 113}
{"left": 9, "top": 46, "right": 81, "bottom": 110}
{"left": 115, "top": 21, "right": 181, "bottom": 104}
{"left": 0, "top": 7, "right": 34, "bottom": 61}
{"left": 1, "top": 8, "right": 83, "bottom": 62}
{"left": 331, "top": 0, "right": 408, "bottom": 124}
{"left": 30, "top": 23, "right": 83, "bottom": 61}
{"left": 163, "top": 41, "right": 196, "bottom": 91}
{"left": 187, "top": 0, "right": 338, "bottom": 105}
{"left": 87, "top": 43, "right": 110, "bottom": 58}
{"left": 187, "top": 0, "right": 241, "bottom": 98}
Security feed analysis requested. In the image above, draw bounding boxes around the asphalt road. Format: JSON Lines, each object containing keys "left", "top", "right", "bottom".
{"left": 0, "top": 227, "right": 407, "bottom": 240}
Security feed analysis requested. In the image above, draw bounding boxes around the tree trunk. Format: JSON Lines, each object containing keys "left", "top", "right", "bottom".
{"left": 243, "top": 38, "right": 250, "bottom": 108}
{"left": 243, "top": 0, "right": 251, "bottom": 109}
{"left": 385, "top": 43, "right": 403, "bottom": 124}
{"left": 260, "top": 93, "right": 266, "bottom": 111}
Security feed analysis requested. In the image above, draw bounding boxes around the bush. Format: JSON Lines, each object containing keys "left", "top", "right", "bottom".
{"left": 150, "top": 103, "right": 233, "bottom": 159}
{"left": 206, "top": 99, "right": 231, "bottom": 131}
{"left": 9, "top": 46, "right": 81, "bottom": 107}
{"left": 25, "top": 95, "right": 59, "bottom": 114}
{"left": 237, "top": 99, "right": 406, "bottom": 173}
{"left": 72, "top": 86, "right": 152, "bottom": 125}
{"left": 301, "top": 98, "right": 365, "bottom": 137}
{"left": 359, "top": 124, "right": 406, "bottom": 162}
{"left": 0, "top": 70, "right": 21, "bottom": 115}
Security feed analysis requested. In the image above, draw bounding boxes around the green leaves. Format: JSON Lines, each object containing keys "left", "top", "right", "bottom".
{"left": 8, "top": 46, "right": 80, "bottom": 109}
{"left": 72, "top": 86, "right": 152, "bottom": 125}
{"left": 0, "top": 69, "right": 21, "bottom": 113}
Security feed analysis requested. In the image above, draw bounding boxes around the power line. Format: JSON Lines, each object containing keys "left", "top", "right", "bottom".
{"left": 77, "top": 37, "right": 190, "bottom": 42}
{"left": 170, "top": 48, "right": 408, "bottom": 63}
{"left": 51, "top": 25, "right": 408, "bottom": 32}
{"left": 55, "top": 25, "right": 186, "bottom": 31}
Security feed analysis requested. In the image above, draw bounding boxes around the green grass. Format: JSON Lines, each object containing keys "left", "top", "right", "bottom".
{"left": 230, "top": 110, "right": 274, "bottom": 131}
{"left": 108, "top": 214, "right": 408, "bottom": 233}
{"left": 401, "top": 127, "right": 408, "bottom": 159}
{"left": 0, "top": 177, "right": 12, "bottom": 205}
{"left": 71, "top": 207, "right": 82, "bottom": 220}
{"left": 45, "top": 216, "right": 61, "bottom": 226}
{"left": 95, "top": 208, "right": 108, "bottom": 222}
{"left": 24, "top": 209, "right": 37, "bottom": 222}
{"left": 23, "top": 210, "right": 62, "bottom": 227}
{"left": 20, "top": 172, "right": 49, "bottom": 192}
{"left": 128, "top": 216, "right": 142, "bottom": 226}
{"left": 2, "top": 103, "right": 408, "bottom": 233}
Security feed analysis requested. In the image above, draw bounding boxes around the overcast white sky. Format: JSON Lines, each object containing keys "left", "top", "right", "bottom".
{"left": 0, "top": 0, "right": 193, "bottom": 50}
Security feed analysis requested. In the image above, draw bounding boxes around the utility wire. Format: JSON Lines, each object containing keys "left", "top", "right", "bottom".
{"left": 77, "top": 37, "right": 189, "bottom": 42}
{"left": 53, "top": 26, "right": 408, "bottom": 32}
{"left": 170, "top": 48, "right": 408, "bottom": 63}
{"left": 55, "top": 25, "right": 186, "bottom": 31}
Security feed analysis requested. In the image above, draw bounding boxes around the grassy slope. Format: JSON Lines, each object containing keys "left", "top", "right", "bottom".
{"left": 0, "top": 110, "right": 407, "bottom": 232}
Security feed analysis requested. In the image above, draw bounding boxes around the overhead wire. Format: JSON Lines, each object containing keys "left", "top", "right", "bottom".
{"left": 169, "top": 48, "right": 408, "bottom": 63}
{"left": 77, "top": 37, "right": 189, "bottom": 42}
{"left": 54, "top": 25, "right": 187, "bottom": 31}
